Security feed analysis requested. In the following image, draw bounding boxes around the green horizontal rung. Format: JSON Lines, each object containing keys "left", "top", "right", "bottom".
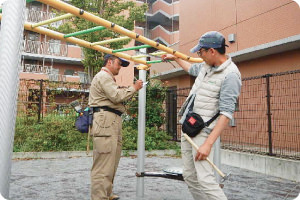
{"left": 64, "top": 26, "right": 106, "bottom": 38}
{"left": 112, "top": 44, "right": 152, "bottom": 53}
{"left": 146, "top": 60, "right": 163, "bottom": 64}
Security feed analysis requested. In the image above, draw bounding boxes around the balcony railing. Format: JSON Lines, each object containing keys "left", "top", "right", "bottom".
{"left": 25, "top": 9, "right": 62, "bottom": 28}
{"left": 22, "top": 64, "right": 52, "bottom": 74}
{"left": 23, "top": 40, "right": 68, "bottom": 57}
{"left": 21, "top": 63, "right": 89, "bottom": 83}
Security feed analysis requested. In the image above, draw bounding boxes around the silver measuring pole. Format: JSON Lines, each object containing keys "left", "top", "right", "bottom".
{"left": 136, "top": 68, "right": 147, "bottom": 198}
{"left": 214, "top": 136, "right": 221, "bottom": 183}
{"left": 0, "top": 0, "right": 25, "bottom": 198}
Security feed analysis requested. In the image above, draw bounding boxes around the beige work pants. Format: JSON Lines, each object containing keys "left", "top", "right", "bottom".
{"left": 91, "top": 111, "right": 122, "bottom": 200}
{"left": 181, "top": 131, "right": 227, "bottom": 200}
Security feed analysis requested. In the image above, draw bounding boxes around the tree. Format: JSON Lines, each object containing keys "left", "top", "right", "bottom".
{"left": 56, "top": 0, "right": 147, "bottom": 77}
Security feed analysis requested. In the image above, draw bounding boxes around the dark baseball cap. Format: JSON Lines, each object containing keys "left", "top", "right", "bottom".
{"left": 190, "top": 31, "right": 228, "bottom": 53}
{"left": 104, "top": 54, "right": 130, "bottom": 67}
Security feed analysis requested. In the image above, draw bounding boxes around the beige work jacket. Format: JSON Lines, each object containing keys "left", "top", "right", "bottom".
{"left": 88, "top": 68, "right": 136, "bottom": 113}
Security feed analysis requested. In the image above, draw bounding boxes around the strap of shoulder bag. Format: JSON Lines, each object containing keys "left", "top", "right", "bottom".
{"left": 205, "top": 111, "right": 220, "bottom": 126}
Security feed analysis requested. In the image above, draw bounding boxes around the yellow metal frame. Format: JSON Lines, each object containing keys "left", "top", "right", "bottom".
{"left": 36, "top": 0, "right": 203, "bottom": 63}
{"left": 1, "top": 0, "right": 203, "bottom": 69}
{"left": 0, "top": 14, "right": 151, "bottom": 66}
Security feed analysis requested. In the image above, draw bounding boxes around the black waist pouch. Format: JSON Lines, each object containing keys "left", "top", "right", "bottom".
{"left": 182, "top": 111, "right": 206, "bottom": 137}
{"left": 181, "top": 96, "right": 220, "bottom": 137}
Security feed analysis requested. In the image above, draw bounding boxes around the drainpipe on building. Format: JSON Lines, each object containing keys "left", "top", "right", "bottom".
{"left": 0, "top": 0, "right": 26, "bottom": 198}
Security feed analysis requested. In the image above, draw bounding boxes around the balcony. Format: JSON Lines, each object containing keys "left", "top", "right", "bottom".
{"left": 25, "top": 9, "right": 62, "bottom": 28}
{"left": 23, "top": 40, "right": 68, "bottom": 57}
{"left": 20, "top": 64, "right": 89, "bottom": 84}
{"left": 22, "top": 63, "right": 52, "bottom": 74}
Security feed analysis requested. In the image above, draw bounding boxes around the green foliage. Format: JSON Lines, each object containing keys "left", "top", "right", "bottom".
{"left": 14, "top": 109, "right": 179, "bottom": 152}
{"left": 122, "top": 77, "right": 179, "bottom": 151}
{"left": 54, "top": 0, "right": 147, "bottom": 74}
{"left": 14, "top": 113, "right": 91, "bottom": 152}
{"left": 125, "top": 78, "right": 167, "bottom": 129}
{"left": 122, "top": 126, "right": 179, "bottom": 151}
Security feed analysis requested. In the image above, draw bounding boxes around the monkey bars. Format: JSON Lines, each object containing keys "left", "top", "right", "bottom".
{"left": 1, "top": 0, "right": 204, "bottom": 67}
{"left": 0, "top": 13, "right": 151, "bottom": 66}
{"left": 36, "top": 0, "right": 203, "bottom": 64}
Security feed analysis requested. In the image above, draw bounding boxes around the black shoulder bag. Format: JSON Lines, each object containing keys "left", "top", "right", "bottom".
{"left": 182, "top": 97, "right": 220, "bottom": 137}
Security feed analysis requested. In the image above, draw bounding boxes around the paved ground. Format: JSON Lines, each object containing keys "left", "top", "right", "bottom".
{"left": 9, "top": 153, "right": 299, "bottom": 200}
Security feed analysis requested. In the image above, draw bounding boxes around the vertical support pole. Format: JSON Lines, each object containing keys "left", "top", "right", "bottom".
{"left": 265, "top": 74, "right": 274, "bottom": 156}
{"left": 0, "top": 0, "right": 25, "bottom": 198}
{"left": 136, "top": 69, "right": 147, "bottom": 198}
{"left": 214, "top": 137, "right": 221, "bottom": 183}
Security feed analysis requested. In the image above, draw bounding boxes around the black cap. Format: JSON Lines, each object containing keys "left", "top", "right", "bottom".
{"left": 104, "top": 54, "right": 130, "bottom": 67}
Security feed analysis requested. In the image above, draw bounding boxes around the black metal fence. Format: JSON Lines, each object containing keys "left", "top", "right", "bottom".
{"left": 17, "top": 69, "right": 300, "bottom": 160}
{"left": 164, "top": 70, "right": 300, "bottom": 160}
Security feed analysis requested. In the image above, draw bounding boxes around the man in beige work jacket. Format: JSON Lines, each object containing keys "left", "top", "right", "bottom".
{"left": 89, "top": 54, "right": 143, "bottom": 200}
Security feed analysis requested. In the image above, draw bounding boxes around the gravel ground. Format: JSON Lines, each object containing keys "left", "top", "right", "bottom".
{"left": 9, "top": 155, "right": 299, "bottom": 200}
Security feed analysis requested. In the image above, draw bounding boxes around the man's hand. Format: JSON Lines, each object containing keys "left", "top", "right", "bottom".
{"left": 161, "top": 54, "right": 192, "bottom": 72}
{"left": 195, "top": 142, "right": 213, "bottom": 161}
{"left": 161, "top": 54, "right": 177, "bottom": 61}
{"left": 133, "top": 80, "right": 143, "bottom": 91}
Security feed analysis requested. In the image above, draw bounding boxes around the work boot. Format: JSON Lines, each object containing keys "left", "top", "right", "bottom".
{"left": 109, "top": 194, "right": 119, "bottom": 200}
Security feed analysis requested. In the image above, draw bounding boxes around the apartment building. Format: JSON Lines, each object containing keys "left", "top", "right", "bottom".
{"left": 152, "top": 0, "right": 300, "bottom": 87}
{"left": 21, "top": 0, "right": 87, "bottom": 83}
{"left": 134, "top": 0, "right": 180, "bottom": 75}
{"left": 147, "top": 0, "right": 300, "bottom": 156}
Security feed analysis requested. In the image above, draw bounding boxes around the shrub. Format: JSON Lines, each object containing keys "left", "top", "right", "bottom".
{"left": 122, "top": 126, "right": 179, "bottom": 151}
{"left": 14, "top": 113, "right": 179, "bottom": 152}
{"left": 14, "top": 114, "right": 90, "bottom": 152}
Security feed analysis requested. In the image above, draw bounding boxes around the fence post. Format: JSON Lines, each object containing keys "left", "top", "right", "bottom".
{"left": 171, "top": 90, "right": 177, "bottom": 141}
{"left": 264, "top": 74, "right": 275, "bottom": 156}
{"left": 38, "top": 79, "right": 43, "bottom": 123}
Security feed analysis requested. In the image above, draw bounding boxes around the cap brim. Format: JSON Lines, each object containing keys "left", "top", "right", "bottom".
{"left": 190, "top": 43, "right": 202, "bottom": 53}
{"left": 119, "top": 58, "right": 130, "bottom": 67}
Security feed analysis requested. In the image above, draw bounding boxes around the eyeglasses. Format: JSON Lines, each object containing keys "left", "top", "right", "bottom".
{"left": 197, "top": 48, "right": 209, "bottom": 57}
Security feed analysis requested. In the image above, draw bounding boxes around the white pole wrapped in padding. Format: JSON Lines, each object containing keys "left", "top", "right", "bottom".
{"left": 0, "top": 0, "right": 25, "bottom": 198}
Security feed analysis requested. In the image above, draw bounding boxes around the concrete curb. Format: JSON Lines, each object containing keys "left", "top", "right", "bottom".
{"left": 13, "top": 149, "right": 299, "bottom": 182}
{"left": 222, "top": 149, "right": 300, "bottom": 182}
{"left": 12, "top": 150, "right": 179, "bottom": 160}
